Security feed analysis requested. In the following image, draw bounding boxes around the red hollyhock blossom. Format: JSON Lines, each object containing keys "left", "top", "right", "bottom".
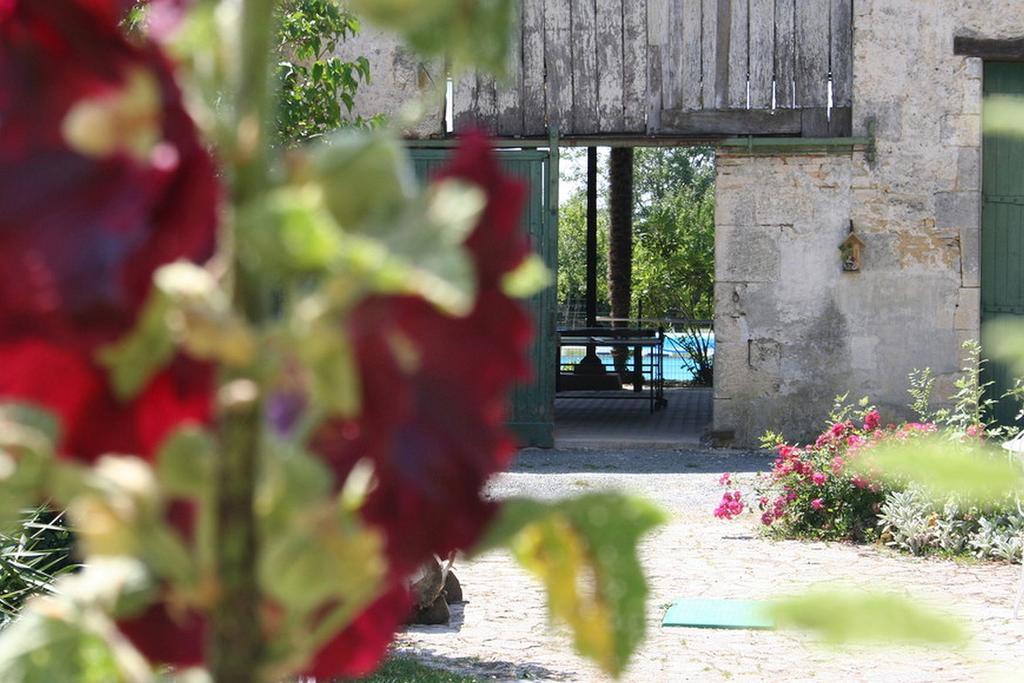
{"left": 116, "top": 599, "right": 207, "bottom": 668}
{"left": 0, "top": 341, "right": 211, "bottom": 461}
{"left": 0, "top": 1, "right": 218, "bottom": 460}
{"left": 302, "top": 586, "right": 413, "bottom": 680}
{"left": 0, "top": 0, "right": 220, "bottom": 351}
{"left": 305, "top": 133, "right": 531, "bottom": 678}
{"left": 313, "top": 132, "right": 531, "bottom": 578}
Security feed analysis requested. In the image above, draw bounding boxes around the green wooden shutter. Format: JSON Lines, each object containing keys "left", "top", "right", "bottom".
{"left": 982, "top": 62, "right": 1024, "bottom": 425}
{"left": 408, "top": 147, "right": 557, "bottom": 447}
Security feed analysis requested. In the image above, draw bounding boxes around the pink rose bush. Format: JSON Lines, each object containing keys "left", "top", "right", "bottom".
{"left": 714, "top": 402, "right": 939, "bottom": 541}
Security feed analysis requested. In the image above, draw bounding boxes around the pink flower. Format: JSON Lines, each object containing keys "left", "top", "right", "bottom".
{"left": 760, "top": 512, "right": 774, "bottom": 526}
{"left": 811, "top": 498, "right": 824, "bottom": 511}
{"left": 863, "top": 410, "right": 880, "bottom": 431}
{"left": 831, "top": 455, "right": 845, "bottom": 474}
{"left": 846, "top": 434, "right": 864, "bottom": 449}
{"left": 812, "top": 471, "right": 827, "bottom": 486}
{"left": 778, "top": 445, "right": 796, "bottom": 459}
{"left": 851, "top": 476, "right": 870, "bottom": 489}
{"left": 713, "top": 490, "right": 745, "bottom": 520}
{"left": 830, "top": 422, "right": 848, "bottom": 438}
{"left": 965, "top": 424, "right": 984, "bottom": 439}
{"left": 719, "top": 472, "right": 732, "bottom": 486}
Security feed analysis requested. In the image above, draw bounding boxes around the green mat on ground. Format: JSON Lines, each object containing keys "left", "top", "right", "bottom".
{"left": 662, "top": 599, "right": 775, "bottom": 630}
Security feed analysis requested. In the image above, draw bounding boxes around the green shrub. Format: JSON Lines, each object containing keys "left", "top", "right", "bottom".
{"left": 0, "top": 508, "right": 77, "bottom": 628}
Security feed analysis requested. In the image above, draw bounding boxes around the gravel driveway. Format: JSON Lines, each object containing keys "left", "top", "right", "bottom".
{"left": 392, "top": 447, "right": 1024, "bottom": 682}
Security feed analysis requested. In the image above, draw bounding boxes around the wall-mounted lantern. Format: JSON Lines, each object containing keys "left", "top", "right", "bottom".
{"left": 839, "top": 221, "right": 864, "bottom": 272}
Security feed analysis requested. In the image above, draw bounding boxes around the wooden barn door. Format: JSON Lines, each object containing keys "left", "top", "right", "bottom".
{"left": 982, "top": 62, "right": 1024, "bottom": 425}
{"left": 409, "top": 147, "right": 558, "bottom": 447}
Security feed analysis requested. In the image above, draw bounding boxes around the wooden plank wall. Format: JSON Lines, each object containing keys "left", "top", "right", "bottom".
{"left": 452, "top": 0, "right": 853, "bottom": 138}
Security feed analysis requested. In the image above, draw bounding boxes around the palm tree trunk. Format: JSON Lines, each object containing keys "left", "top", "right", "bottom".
{"left": 608, "top": 147, "right": 634, "bottom": 378}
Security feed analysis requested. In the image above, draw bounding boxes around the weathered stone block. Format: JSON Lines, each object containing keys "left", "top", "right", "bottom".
{"left": 715, "top": 225, "right": 780, "bottom": 283}
{"left": 956, "top": 147, "right": 981, "bottom": 192}
{"left": 934, "top": 191, "right": 981, "bottom": 231}
{"left": 954, "top": 287, "right": 981, "bottom": 332}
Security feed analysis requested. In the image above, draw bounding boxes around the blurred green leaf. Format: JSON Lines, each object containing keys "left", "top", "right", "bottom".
{"left": 155, "top": 428, "right": 215, "bottom": 498}
{"left": 983, "top": 318, "right": 1024, "bottom": 377}
{"left": 0, "top": 403, "right": 57, "bottom": 533}
{"left": 313, "top": 131, "right": 415, "bottom": 230}
{"left": 259, "top": 504, "right": 385, "bottom": 614}
{"left": 501, "top": 253, "right": 553, "bottom": 299}
{"left": 350, "top": 0, "right": 517, "bottom": 75}
{"left": 98, "top": 291, "right": 176, "bottom": 401}
{"left": 0, "top": 559, "right": 154, "bottom": 683}
{"left": 769, "top": 589, "right": 968, "bottom": 646}
{"left": 477, "top": 495, "right": 666, "bottom": 678}
{"left": 852, "top": 435, "right": 1024, "bottom": 503}
{"left": 983, "top": 94, "right": 1024, "bottom": 138}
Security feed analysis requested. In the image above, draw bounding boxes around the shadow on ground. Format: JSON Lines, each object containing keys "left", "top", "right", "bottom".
{"left": 510, "top": 446, "right": 772, "bottom": 475}
{"left": 390, "top": 646, "right": 574, "bottom": 681}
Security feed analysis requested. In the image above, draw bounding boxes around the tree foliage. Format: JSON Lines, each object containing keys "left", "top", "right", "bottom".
{"left": 275, "top": 0, "right": 380, "bottom": 144}
{"left": 557, "top": 147, "right": 715, "bottom": 322}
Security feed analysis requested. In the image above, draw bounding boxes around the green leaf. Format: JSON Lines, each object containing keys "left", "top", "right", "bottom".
{"left": 476, "top": 495, "right": 666, "bottom": 678}
{"left": 0, "top": 559, "right": 154, "bottom": 682}
{"left": 851, "top": 435, "right": 1024, "bottom": 503}
{"left": 259, "top": 507, "right": 385, "bottom": 614}
{"left": 983, "top": 94, "right": 1024, "bottom": 138}
{"left": 768, "top": 589, "right": 968, "bottom": 646}
{"left": 501, "top": 253, "right": 553, "bottom": 299}
{"left": 155, "top": 427, "right": 216, "bottom": 498}
{"left": 97, "top": 291, "right": 175, "bottom": 400}
{"left": 0, "top": 403, "right": 57, "bottom": 533}
{"left": 313, "top": 130, "right": 415, "bottom": 230}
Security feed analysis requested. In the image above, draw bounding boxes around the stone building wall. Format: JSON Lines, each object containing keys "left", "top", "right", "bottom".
{"left": 335, "top": 25, "right": 445, "bottom": 138}
{"left": 713, "top": 0, "right": 1024, "bottom": 445}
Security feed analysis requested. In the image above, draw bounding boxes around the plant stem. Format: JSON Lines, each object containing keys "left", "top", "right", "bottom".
{"left": 210, "top": 1, "right": 276, "bottom": 681}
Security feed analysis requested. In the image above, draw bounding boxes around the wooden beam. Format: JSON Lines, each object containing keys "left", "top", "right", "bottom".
{"left": 659, "top": 108, "right": 803, "bottom": 135}
{"left": 954, "top": 36, "right": 1024, "bottom": 61}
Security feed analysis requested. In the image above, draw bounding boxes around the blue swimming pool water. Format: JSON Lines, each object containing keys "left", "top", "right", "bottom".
{"left": 560, "top": 332, "right": 715, "bottom": 383}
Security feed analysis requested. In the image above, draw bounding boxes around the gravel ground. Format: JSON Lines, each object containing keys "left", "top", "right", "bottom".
{"left": 392, "top": 447, "right": 1024, "bottom": 682}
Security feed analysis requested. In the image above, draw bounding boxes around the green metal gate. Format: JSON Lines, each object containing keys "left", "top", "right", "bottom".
{"left": 982, "top": 62, "right": 1024, "bottom": 425}
{"left": 409, "top": 146, "right": 558, "bottom": 447}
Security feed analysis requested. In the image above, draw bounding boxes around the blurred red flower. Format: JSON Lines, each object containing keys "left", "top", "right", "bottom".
{"left": 0, "top": 0, "right": 218, "bottom": 460}
{"left": 305, "top": 134, "right": 531, "bottom": 677}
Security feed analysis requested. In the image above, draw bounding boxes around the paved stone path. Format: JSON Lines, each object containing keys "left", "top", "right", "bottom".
{"left": 393, "top": 448, "right": 1024, "bottom": 682}
{"left": 554, "top": 388, "right": 712, "bottom": 448}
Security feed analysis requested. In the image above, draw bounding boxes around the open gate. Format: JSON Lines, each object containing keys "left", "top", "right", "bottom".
{"left": 409, "top": 146, "right": 559, "bottom": 447}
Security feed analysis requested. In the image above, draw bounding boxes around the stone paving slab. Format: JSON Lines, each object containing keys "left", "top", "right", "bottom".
{"left": 555, "top": 388, "right": 712, "bottom": 448}
{"left": 393, "top": 448, "right": 1024, "bottom": 682}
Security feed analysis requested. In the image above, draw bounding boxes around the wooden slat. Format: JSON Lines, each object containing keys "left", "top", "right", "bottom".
{"left": 678, "top": 0, "right": 703, "bottom": 110}
{"left": 476, "top": 73, "right": 499, "bottom": 134}
{"left": 646, "top": 0, "right": 667, "bottom": 131}
{"left": 794, "top": 0, "right": 829, "bottom": 107}
{"left": 623, "top": 0, "right": 648, "bottom": 131}
{"left": 829, "top": 106, "right": 852, "bottom": 136}
{"left": 660, "top": 107, "right": 803, "bottom": 135}
{"left": 597, "top": 0, "right": 626, "bottom": 132}
{"left": 522, "top": 0, "right": 547, "bottom": 135}
{"left": 545, "top": 0, "right": 573, "bottom": 132}
{"left": 452, "top": 72, "right": 477, "bottom": 131}
{"left": 774, "top": 0, "right": 796, "bottom": 107}
{"left": 748, "top": 0, "right": 775, "bottom": 109}
{"left": 829, "top": 0, "right": 853, "bottom": 107}
{"left": 497, "top": 0, "right": 525, "bottom": 136}
{"left": 571, "top": 0, "right": 599, "bottom": 134}
{"left": 727, "top": 0, "right": 749, "bottom": 108}
{"left": 701, "top": 0, "right": 721, "bottom": 108}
